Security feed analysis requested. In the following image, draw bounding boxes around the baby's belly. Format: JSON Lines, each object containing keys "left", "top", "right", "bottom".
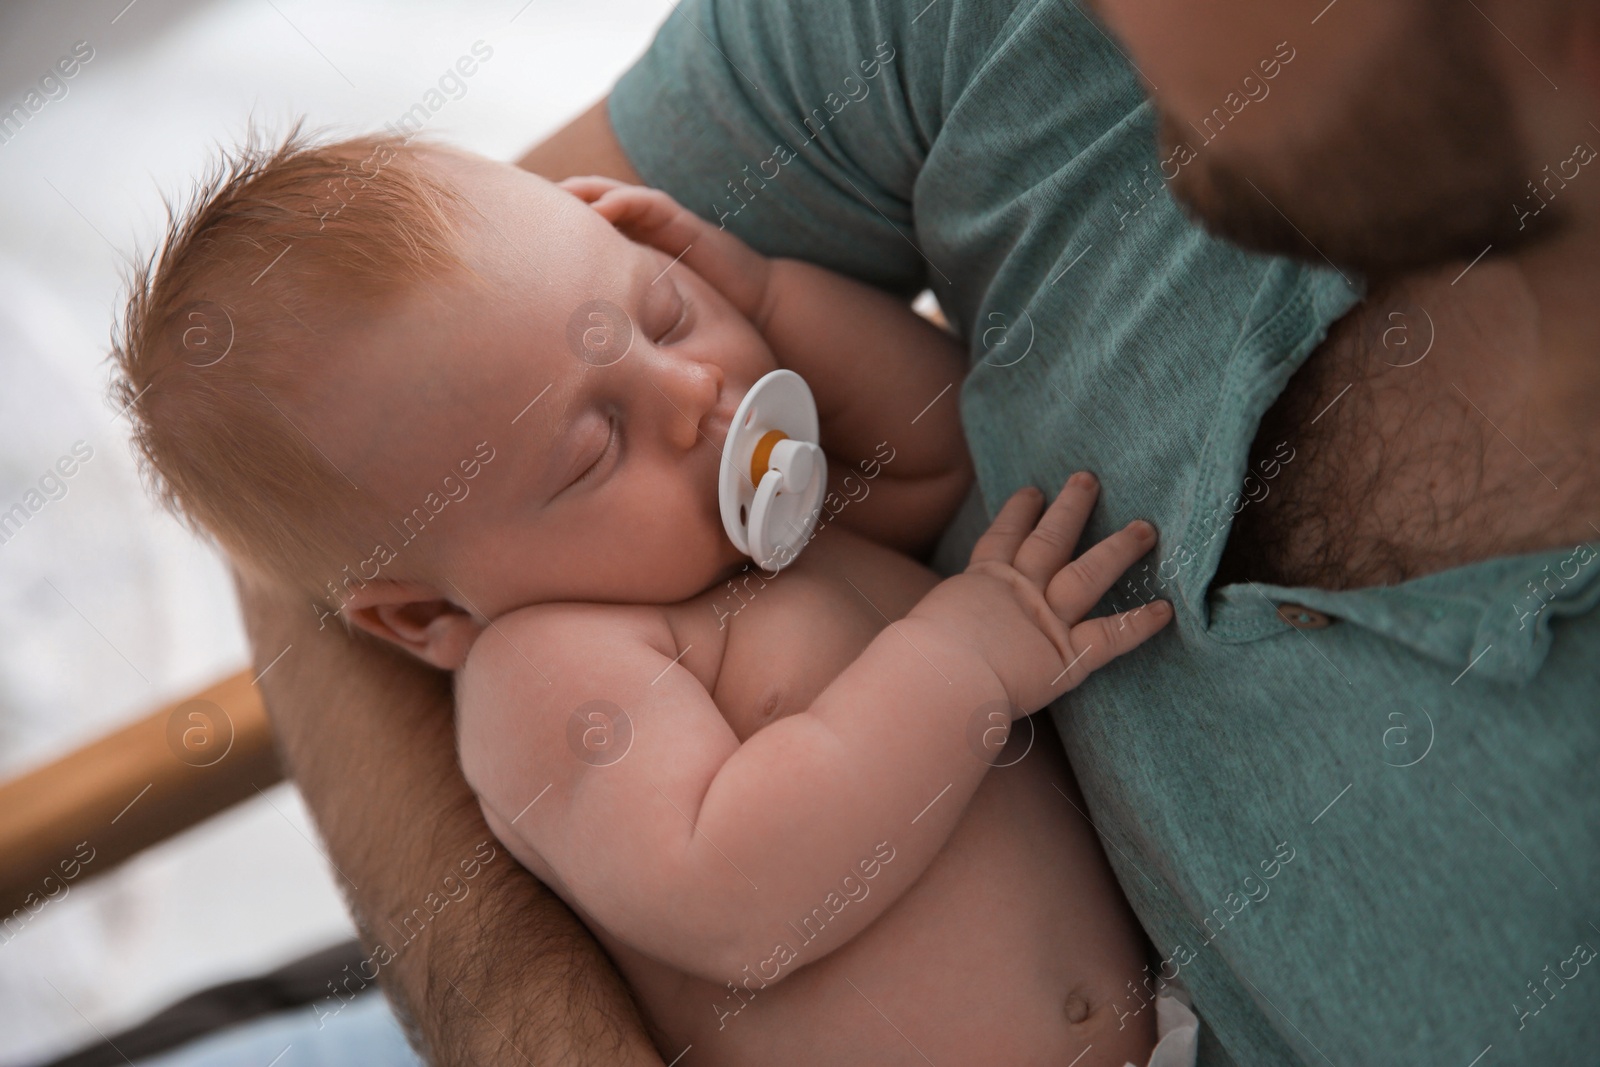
{"left": 608, "top": 723, "right": 1159, "bottom": 1066}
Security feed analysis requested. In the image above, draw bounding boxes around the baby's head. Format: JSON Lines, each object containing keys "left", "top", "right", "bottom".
{"left": 113, "top": 127, "right": 774, "bottom": 669}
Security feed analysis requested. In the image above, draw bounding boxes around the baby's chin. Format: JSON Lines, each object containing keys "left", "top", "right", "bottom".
{"left": 516, "top": 524, "right": 748, "bottom": 607}
{"left": 634, "top": 544, "right": 751, "bottom": 605}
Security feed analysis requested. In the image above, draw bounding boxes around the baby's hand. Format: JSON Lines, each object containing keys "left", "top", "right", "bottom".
{"left": 558, "top": 175, "right": 772, "bottom": 325}
{"left": 909, "top": 472, "right": 1171, "bottom": 716}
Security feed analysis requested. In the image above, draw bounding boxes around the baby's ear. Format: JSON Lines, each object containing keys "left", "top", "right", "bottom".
{"left": 340, "top": 579, "right": 484, "bottom": 671}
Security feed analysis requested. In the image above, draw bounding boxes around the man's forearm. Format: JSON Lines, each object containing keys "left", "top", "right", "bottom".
{"left": 517, "top": 97, "right": 643, "bottom": 183}
{"left": 237, "top": 572, "right": 664, "bottom": 1066}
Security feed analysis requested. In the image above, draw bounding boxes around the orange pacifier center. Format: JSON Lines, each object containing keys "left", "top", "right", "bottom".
{"left": 750, "top": 429, "right": 789, "bottom": 488}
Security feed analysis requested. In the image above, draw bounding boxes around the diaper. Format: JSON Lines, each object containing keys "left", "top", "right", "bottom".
{"left": 1122, "top": 992, "right": 1200, "bottom": 1067}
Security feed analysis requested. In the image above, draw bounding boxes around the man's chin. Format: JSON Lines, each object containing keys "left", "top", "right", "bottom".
{"left": 1180, "top": 164, "right": 1564, "bottom": 283}
{"left": 1156, "top": 119, "right": 1553, "bottom": 281}
{"left": 1152, "top": 114, "right": 1331, "bottom": 268}
{"left": 1166, "top": 160, "right": 1330, "bottom": 268}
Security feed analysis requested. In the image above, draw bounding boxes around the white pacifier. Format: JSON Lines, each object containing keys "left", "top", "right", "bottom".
{"left": 718, "top": 369, "right": 827, "bottom": 572}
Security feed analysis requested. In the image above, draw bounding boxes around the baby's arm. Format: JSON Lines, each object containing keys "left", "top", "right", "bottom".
{"left": 560, "top": 177, "right": 972, "bottom": 557}
{"left": 459, "top": 477, "right": 1168, "bottom": 985}
{"left": 757, "top": 258, "right": 972, "bottom": 556}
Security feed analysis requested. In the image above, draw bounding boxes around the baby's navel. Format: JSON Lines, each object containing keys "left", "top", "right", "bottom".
{"left": 1063, "top": 992, "right": 1092, "bottom": 1024}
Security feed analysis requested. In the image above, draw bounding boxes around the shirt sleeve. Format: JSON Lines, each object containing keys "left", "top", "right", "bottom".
{"left": 607, "top": 0, "right": 1028, "bottom": 298}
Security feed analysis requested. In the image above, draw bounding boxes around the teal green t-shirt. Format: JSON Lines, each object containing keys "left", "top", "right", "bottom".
{"left": 608, "top": 0, "right": 1600, "bottom": 1062}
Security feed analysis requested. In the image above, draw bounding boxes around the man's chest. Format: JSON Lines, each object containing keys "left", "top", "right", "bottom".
{"left": 1217, "top": 269, "right": 1593, "bottom": 592}
{"left": 670, "top": 528, "right": 942, "bottom": 742}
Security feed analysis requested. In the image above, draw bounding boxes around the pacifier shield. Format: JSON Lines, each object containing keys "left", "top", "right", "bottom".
{"left": 718, "top": 369, "right": 826, "bottom": 571}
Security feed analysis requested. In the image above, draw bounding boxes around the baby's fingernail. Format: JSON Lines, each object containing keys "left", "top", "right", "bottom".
{"left": 1131, "top": 519, "right": 1156, "bottom": 540}
{"left": 1069, "top": 471, "right": 1096, "bottom": 488}
{"left": 1151, "top": 600, "right": 1172, "bottom": 618}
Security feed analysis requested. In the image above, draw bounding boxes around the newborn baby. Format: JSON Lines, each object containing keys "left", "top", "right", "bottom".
{"left": 113, "top": 133, "right": 1185, "bottom": 1066}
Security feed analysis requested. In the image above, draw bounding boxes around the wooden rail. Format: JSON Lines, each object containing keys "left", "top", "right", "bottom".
{"left": 0, "top": 669, "right": 283, "bottom": 925}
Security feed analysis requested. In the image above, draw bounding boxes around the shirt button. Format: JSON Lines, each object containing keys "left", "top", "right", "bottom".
{"left": 1277, "top": 603, "right": 1332, "bottom": 629}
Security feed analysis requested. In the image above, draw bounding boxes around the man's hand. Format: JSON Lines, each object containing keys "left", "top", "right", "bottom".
{"left": 232, "top": 565, "right": 664, "bottom": 1066}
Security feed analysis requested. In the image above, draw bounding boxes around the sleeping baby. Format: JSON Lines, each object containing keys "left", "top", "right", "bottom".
{"left": 112, "top": 131, "right": 1193, "bottom": 1066}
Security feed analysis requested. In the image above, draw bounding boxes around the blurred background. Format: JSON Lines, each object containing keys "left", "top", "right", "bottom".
{"left": 0, "top": 1, "right": 671, "bottom": 1062}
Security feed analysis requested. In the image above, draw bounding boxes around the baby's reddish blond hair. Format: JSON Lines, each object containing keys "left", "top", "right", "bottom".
{"left": 111, "top": 124, "right": 468, "bottom": 597}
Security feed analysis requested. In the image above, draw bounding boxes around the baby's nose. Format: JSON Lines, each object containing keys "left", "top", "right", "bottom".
{"left": 656, "top": 359, "right": 723, "bottom": 451}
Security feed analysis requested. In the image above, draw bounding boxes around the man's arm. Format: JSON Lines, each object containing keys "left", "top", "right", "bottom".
{"left": 516, "top": 98, "right": 643, "bottom": 184}
{"left": 236, "top": 567, "right": 665, "bottom": 1066}
{"left": 230, "top": 96, "right": 665, "bottom": 1067}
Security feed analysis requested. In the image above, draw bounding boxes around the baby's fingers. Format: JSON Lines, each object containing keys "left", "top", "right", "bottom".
{"left": 1053, "top": 601, "right": 1173, "bottom": 690}
{"left": 1045, "top": 519, "right": 1157, "bottom": 622}
{"left": 1011, "top": 472, "right": 1098, "bottom": 586}
{"left": 968, "top": 487, "right": 1046, "bottom": 569}
{"left": 561, "top": 179, "right": 683, "bottom": 238}
{"left": 556, "top": 175, "right": 628, "bottom": 202}
{"left": 593, "top": 189, "right": 672, "bottom": 230}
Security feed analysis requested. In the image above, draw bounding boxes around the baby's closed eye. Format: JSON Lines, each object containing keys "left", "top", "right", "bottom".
{"left": 649, "top": 281, "right": 691, "bottom": 345}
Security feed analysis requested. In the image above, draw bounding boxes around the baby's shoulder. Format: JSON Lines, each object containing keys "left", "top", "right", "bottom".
{"left": 455, "top": 600, "right": 679, "bottom": 780}
{"left": 461, "top": 600, "right": 676, "bottom": 693}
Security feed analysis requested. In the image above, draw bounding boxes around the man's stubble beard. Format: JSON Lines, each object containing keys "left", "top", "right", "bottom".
{"left": 1158, "top": 4, "right": 1557, "bottom": 280}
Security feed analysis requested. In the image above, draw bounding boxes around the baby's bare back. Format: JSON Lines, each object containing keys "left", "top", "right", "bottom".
{"left": 588, "top": 529, "right": 1158, "bottom": 1065}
